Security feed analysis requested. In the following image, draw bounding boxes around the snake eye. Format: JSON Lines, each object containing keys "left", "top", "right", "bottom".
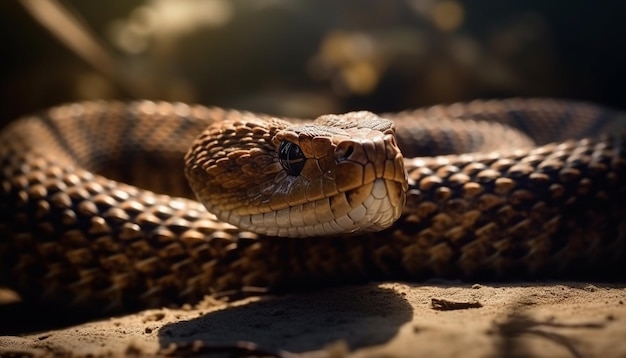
{"left": 278, "top": 141, "right": 306, "bottom": 176}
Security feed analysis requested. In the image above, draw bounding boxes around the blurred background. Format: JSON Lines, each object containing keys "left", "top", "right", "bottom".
{"left": 0, "top": 0, "right": 625, "bottom": 127}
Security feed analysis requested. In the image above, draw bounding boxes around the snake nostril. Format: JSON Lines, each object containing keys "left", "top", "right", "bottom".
{"left": 343, "top": 146, "right": 354, "bottom": 159}
{"left": 336, "top": 143, "right": 354, "bottom": 161}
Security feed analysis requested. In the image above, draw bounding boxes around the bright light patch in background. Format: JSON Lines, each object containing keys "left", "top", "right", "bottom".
{"left": 431, "top": 0, "right": 464, "bottom": 32}
{"left": 308, "top": 31, "right": 383, "bottom": 96}
{"left": 408, "top": 0, "right": 464, "bottom": 32}
{"left": 334, "top": 61, "right": 379, "bottom": 96}
{"left": 146, "top": 0, "right": 233, "bottom": 33}
{"left": 108, "top": 0, "right": 234, "bottom": 54}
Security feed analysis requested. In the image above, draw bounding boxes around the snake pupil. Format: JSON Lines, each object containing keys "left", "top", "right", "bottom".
{"left": 278, "top": 141, "right": 306, "bottom": 176}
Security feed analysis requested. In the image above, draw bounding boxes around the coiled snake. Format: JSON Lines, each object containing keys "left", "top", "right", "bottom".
{"left": 1, "top": 99, "right": 625, "bottom": 313}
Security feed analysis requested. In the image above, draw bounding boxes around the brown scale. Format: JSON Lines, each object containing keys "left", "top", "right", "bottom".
{"left": 403, "top": 139, "right": 625, "bottom": 277}
{"left": 0, "top": 99, "right": 625, "bottom": 315}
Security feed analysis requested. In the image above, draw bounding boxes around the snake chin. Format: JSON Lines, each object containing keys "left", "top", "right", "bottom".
{"left": 336, "top": 178, "right": 406, "bottom": 235}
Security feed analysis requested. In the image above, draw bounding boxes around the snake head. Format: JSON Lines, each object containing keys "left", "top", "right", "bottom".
{"left": 185, "top": 110, "right": 407, "bottom": 237}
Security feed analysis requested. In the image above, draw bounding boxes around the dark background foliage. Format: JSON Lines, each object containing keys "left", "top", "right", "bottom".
{"left": 1, "top": 0, "right": 624, "bottom": 126}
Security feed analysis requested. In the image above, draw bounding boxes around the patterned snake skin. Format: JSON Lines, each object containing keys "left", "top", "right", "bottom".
{"left": 0, "top": 98, "right": 625, "bottom": 313}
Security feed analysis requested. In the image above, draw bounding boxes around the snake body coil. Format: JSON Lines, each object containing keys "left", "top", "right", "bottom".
{"left": 0, "top": 99, "right": 625, "bottom": 313}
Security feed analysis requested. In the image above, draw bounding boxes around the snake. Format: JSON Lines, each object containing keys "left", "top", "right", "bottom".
{"left": 1, "top": 98, "right": 625, "bottom": 314}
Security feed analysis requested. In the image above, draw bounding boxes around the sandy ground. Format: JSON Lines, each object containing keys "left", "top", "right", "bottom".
{"left": 0, "top": 281, "right": 625, "bottom": 357}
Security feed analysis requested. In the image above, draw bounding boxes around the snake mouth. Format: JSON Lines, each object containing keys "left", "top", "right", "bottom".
{"left": 227, "top": 178, "right": 406, "bottom": 237}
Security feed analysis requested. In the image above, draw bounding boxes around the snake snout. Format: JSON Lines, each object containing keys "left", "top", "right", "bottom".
{"left": 331, "top": 133, "right": 408, "bottom": 234}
